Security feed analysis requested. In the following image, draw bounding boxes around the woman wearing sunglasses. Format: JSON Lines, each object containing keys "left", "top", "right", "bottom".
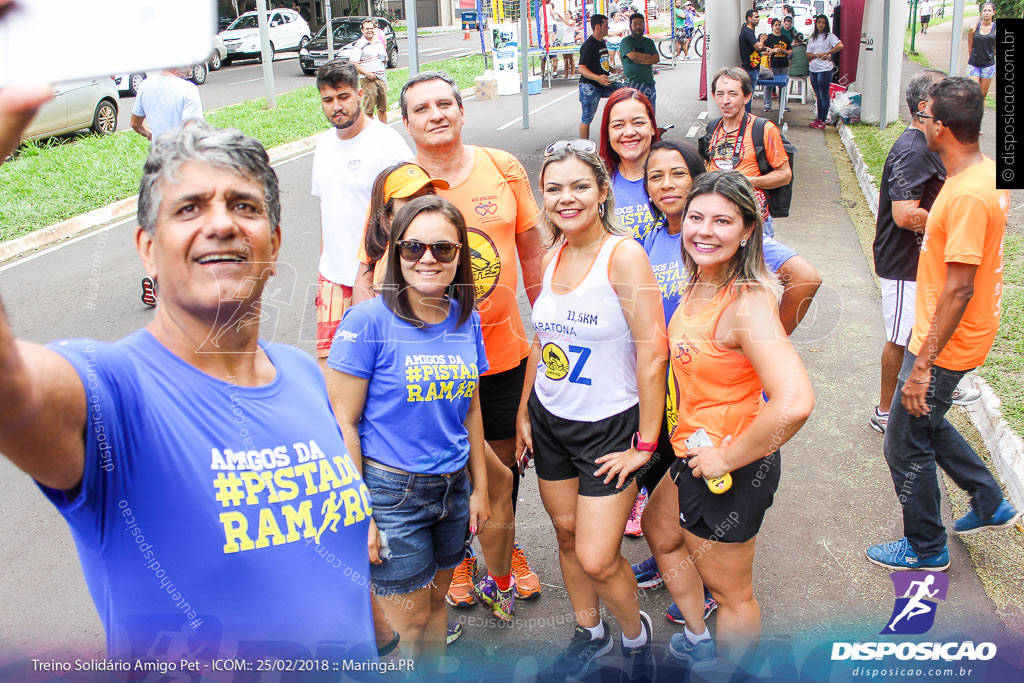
{"left": 352, "top": 162, "right": 449, "bottom": 304}
{"left": 516, "top": 139, "right": 667, "bottom": 679}
{"left": 598, "top": 88, "right": 662, "bottom": 244}
{"left": 327, "top": 195, "right": 490, "bottom": 667}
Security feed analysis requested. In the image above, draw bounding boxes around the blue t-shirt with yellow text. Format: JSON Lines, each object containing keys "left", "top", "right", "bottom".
{"left": 328, "top": 298, "right": 488, "bottom": 475}
{"left": 42, "top": 331, "right": 375, "bottom": 662}
{"left": 613, "top": 171, "right": 658, "bottom": 242}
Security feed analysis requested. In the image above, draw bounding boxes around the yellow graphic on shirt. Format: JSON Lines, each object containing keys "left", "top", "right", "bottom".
{"left": 542, "top": 343, "right": 570, "bottom": 380}
{"left": 404, "top": 354, "right": 479, "bottom": 402}
{"left": 666, "top": 365, "right": 679, "bottom": 437}
{"left": 468, "top": 227, "right": 500, "bottom": 300}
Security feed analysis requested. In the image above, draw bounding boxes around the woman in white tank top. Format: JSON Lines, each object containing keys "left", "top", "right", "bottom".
{"left": 515, "top": 139, "right": 668, "bottom": 677}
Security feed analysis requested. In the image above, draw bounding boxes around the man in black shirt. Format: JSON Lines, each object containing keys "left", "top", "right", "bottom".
{"left": 578, "top": 13, "right": 624, "bottom": 139}
{"left": 870, "top": 69, "right": 947, "bottom": 434}
{"left": 737, "top": 8, "right": 765, "bottom": 113}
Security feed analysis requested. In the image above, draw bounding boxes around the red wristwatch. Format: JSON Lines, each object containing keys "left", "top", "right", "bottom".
{"left": 631, "top": 432, "right": 657, "bottom": 453}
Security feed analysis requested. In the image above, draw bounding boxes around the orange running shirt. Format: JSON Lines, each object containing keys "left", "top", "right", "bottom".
{"left": 437, "top": 146, "right": 540, "bottom": 375}
{"left": 706, "top": 116, "right": 788, "bottom": 218}
{"left": 908, "top": 157, "right": 1008, "bottom": 371}
{"left": 668, "top": 285, "right": 765, "bottom": 453}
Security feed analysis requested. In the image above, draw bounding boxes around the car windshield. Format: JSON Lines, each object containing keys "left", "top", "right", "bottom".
{"left": 228, "top": 14, "right": 268, "bottom": 30}
{"left": 315, "top": 21, "right": 367, "bottom": 42}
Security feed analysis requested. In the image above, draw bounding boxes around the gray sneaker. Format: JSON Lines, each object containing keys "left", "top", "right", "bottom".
{"left": 669, "top": 631, "right": 717, "bottom": 671}
{"left": 545, "top": 622, "right": 613, "bottom": 679}
{"left": 870, "top": 407, "right": 889, "bottom": 434}
{"left": 952, "top": 383, "right": 981, "bottom": 405}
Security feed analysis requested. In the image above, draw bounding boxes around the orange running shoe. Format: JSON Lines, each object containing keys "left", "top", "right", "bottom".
{"left": 445, "top": 551, "right": 478, "bottom": 608}
{"left": 511, "top": 543, "right": 541, "bottom": 601}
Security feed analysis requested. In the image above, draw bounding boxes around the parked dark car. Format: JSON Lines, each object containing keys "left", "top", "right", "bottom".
{"left": 298, "top": 17, "right": 398, "bottom": 76}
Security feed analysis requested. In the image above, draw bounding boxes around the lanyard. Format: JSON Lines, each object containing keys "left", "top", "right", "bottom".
{"left": 712, "top": 113, "right": 748, "bottom": 169}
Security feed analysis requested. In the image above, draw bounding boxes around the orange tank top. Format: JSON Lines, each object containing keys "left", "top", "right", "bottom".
{"left": 668, "top": 284, "right": 764, "bottom": 454}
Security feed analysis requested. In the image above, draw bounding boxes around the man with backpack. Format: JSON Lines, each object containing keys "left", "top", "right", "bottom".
{"left": 701, "top": 67, "right": 793, "bottom": 237}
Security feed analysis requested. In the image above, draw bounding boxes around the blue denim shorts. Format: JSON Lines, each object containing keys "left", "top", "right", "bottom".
{"left": 364, "top": 462, "right": 471, "bottom": 596}
{"left": 579, "top": 81, "right": 624, "bottom": 124}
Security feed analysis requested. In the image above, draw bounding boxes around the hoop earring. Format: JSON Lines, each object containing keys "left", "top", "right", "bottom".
{"left": 598, "top": 203, "right": 606, "bottom": 217}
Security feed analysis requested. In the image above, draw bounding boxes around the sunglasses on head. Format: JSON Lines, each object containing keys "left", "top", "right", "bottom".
{"left": 544, "top": 139, "right": 598, "bottom": 157}
{"left": 396, "top": 240, "right": 461, "bottom": 263}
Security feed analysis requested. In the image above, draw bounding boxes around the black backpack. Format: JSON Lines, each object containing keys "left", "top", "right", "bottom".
{"left": 698, "top": 115, "right": 796, "bottom": 218}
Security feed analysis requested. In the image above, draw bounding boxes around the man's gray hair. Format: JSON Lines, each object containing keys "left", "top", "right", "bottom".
{"left": 137, "top": 123, "right": 281, "bottom": 235}
{"left": 399, "top": 71, "right": 463, "bottom": 119}
{"left": 905, "top": 68, "right": 946, "bottom": 120}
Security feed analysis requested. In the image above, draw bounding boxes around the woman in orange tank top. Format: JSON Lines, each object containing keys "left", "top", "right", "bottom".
{"left": 656, "top": 170, "right": 814, "bottom": 670}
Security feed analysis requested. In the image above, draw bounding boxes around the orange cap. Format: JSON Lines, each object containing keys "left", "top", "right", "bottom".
{"left": 383, "top": 164, "right": 449, "bottom": 200}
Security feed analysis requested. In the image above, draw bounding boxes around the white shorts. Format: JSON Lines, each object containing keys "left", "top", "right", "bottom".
{"left": 880, "top": 277, "right": 916, "bottom": 345}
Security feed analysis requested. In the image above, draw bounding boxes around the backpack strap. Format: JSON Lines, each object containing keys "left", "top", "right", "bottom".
{"left": 751, "top": 115, "right": 771, "bottom": 177}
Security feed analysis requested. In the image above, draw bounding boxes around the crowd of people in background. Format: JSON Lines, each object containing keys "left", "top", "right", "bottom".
{"left": 0, "top": 0, "right": 1018, "bottom": 679}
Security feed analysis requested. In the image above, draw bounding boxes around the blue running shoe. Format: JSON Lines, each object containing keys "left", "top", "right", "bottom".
{"left": 669, "top": 631, "right": 717, "bottom": 671}
{"left": 954, "top": 499, "right": 1021, "bottom": 535}
{"left": 666, "top": 589, "right": 718, "bottom": 625}
{"left": 446, "top": 619, "right": 463, "bottom": 645}
{"left": 622, "top": 611, "right": 656, "bottom": 683}
{"left": 866, "top": 537, "right": 949, "bottom": 571}
{"left": 543, "top": 622, "right": 613, "bottom": 679}
{"left": 632, "top": 556, "right": 663, "bottom": 589}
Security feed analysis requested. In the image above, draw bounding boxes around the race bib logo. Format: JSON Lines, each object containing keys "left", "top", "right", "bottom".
{"left": 542, "top": 343, "right": 570, "bottom": 380}
{"left": 881, "top": 572, "right": 949, "bottom": 635}
{"left": 468, "top": 227, "right": 501, "bottom": 300}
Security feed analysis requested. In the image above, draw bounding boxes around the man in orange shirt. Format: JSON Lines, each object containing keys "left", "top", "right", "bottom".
{"left": 866, "top": 78, "right": 1020, "bottom": 572}
{"left": 400, "top": 72, "right": 546, "bottom": 621}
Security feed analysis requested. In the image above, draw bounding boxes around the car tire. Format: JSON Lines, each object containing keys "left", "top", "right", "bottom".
{"left": 209, "top": 51, "right": 222, "bottom": 71}
{"left": 91, "top": 99, "right": 118, "bottom": 135}
{"left": 302, "top": 67, "right": 316, "bottom": 76}
{"left": 222, "top": 56, "right": 233, "bottom": 67}
{"left": 128, "top": 73, "right": 146, "bottom": 96}
{"left": 258, "top": 42, "right": 276, "bottom": 63}
{"left": 190, "top": 62, "right": 208, "bottom": 85}
{"left": 387, "top": 44, "right": 398, "bottom": 69}
{"left": 299, "top": 35, "right": 310, "bottom": 49}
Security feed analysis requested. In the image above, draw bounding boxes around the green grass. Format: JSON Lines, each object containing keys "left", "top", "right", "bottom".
{"left": 844, "top": 121, "right": 1024, "bottom": 437}
{"left": 846, "top": 120, "right": 908, "bottom": 188}
{"left": 0, "top": 53, "right": 488, "bottom": 242}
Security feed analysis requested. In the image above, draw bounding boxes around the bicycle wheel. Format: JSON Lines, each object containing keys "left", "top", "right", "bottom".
{"left": 694, "top": 32, "right": 705, "bottom": 58}
{"left": 658, "top": 37, "right": 677, "bottom": 60}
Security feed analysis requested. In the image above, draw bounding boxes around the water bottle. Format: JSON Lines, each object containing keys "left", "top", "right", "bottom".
{"left": 781, "top": 122, "right": 789, "bottom": 137}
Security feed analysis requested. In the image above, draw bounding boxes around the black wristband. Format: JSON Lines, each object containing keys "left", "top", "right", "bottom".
{"left": 377, "top": 630, "right": 400, "bottom": 657}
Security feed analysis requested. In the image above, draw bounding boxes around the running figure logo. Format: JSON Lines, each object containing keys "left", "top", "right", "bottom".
{"left": 881, "top": 571, "right": 949, "bottom": 635}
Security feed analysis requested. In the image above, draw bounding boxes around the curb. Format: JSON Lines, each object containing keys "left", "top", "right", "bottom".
{"left": 837, "top": 119, "right": 1024, "bottom": 511}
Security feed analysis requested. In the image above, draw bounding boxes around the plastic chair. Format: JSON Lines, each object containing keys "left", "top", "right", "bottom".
{"left": 788, "top": 44, "right": 810, "bottom": 105}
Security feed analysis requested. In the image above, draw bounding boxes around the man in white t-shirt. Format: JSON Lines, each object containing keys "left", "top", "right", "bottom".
{"left": 350, "top": 19, "right": 390, "bottom": 123}
{"left": 311, "top": 60, "right": 411, "bottom": 366}
{"left": 130, "top": 68, "right": 203, "bottom": 143}
{"left": 131, "top": 67, "right": 204, "bottom": 308}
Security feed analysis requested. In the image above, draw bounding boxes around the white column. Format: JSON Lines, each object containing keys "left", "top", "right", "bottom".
{"left": 856, "top": 0, "right": 904, "bottom": 124}
{"left": 705, "top": 0, "right": 743, "bottom": 117}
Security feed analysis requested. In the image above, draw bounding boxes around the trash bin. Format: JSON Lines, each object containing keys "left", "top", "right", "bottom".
{"left": 462, "top": 11, "right": 479, "bottom": 31}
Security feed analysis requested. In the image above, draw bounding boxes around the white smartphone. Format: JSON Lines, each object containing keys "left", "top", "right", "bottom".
{"left": 685, "top": 428, "right": 714, "bottom": 451}
{"left": 0, "top": 0, "right": 215, "bottom": 87}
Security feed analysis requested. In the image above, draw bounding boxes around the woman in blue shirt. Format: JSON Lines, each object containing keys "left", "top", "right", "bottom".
{"left": 328, "top": 196, "right": 490, "bottom": 667}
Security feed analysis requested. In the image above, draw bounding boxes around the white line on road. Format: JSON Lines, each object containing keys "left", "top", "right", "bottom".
{"left": 0, "top": 217, "right": 138, "bottom": 273}
{"left": 228, "top": 77, "right": 264, "bottom": 86}
{"left": 697, "top": 111, "right": 707, "bottom": 121}
{"left": 496, "top": 90, "right": 578, "bottom": 131}
{"left": 685, "top": 125, "right": 699, "bottom": 138}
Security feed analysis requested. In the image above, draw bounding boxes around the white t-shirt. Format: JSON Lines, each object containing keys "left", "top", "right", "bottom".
{"left": 132, "top": 74, "right": 203, "bottom": 143}
{"left": 350, "top": 36, "right": 387, "bottom": 79}
{"left": 920, "top": 1, "right": 932, "bottom": 17}
{"left": 311, "top": 120, "right": 412, "bottom": 285}
{"left": 806, "top": 33, "right": 841, "bottom": 73}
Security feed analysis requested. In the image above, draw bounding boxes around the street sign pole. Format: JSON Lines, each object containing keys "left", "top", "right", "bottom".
{"left": 256, "top": 0, "right": 277, "bottom": 109}
{"left": 327, "top": 0, "right": 335, "bottom": 57}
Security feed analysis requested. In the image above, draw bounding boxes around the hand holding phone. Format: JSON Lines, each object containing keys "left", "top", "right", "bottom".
{"left": 518, "top": 447, "right": 534, "bottom": 478}
{"left": 685, "top": 428, "right": 732, "bottom": 494}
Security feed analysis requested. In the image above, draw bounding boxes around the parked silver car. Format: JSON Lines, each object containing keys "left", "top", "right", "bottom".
{"left": 24, "top": 77, "right": 119, "bottom": 142}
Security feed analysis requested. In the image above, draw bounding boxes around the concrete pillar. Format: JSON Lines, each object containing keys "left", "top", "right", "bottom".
{"left": 855, "top": 0, "right": 904, "bottom": 124}
{"left": 706, "top": 0, "right": 744, "bottom": 117}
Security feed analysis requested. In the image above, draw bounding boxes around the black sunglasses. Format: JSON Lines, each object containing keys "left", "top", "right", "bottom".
{"left": 396, "top": 240, "right": 461, "bottom": 263}
{"left": 915, "top": 112, "right": 937, "bottom": 122}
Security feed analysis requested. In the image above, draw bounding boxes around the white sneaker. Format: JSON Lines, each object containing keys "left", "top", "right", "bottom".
{"left": 870, "top": 407, "right": 888, "bottom": 434}
{"left": 952, "top": 383, "right": 981, "bottom": 405}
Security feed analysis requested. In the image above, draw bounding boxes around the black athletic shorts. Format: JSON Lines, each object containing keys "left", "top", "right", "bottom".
{"left": 635, "top": 418, "right": 675, "bottom": 494}
{"left": 528, "top": 391, "right": 639, "bottom": 497}
{"left": 479, "top": 358, "right": 528, "bottom": 441}
{"left": 672, "top": 448, "right": 781, "bottom": 543}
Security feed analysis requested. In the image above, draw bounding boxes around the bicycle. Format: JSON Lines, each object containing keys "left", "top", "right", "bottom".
{"left": 659, "top": 24, "right": 704, "bottom": 60}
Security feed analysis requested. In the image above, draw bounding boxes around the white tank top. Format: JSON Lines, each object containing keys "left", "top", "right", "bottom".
{"left": 532, "top": 234, "right": 638, "bottom": 421}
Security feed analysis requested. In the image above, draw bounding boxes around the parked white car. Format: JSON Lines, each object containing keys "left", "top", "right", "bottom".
{"left": 757, "top": 2, "right": 817, "bottom": 39}
{"left": 24, "top": 78, "right": 119, "bottom": 142}
{"left": 219, "top": 9, "right": 311, "bottom": 64}
{"left": 113, "top": 64, "right": 208, "bottom": 98}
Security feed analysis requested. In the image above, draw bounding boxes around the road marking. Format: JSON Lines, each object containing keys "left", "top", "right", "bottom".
{"left": 496, "top": 90, "right": 577, "bottom": 131}
{"left": 685, "top": 125, "right": 699, "bottom": 138}
{"left": 697, "top": 111, "right": 707, "bottom": 121}
{"left": 228, "top": 77, "right": 264, "bottom": 86}
{"left": 421, "top": 47, "right": 473, "bottom": 56}
{"left": 0, "top": 217, "right": 138, "bottom": 273}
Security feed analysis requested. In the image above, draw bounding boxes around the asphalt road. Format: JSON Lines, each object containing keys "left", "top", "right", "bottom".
{"left": 113, "top": 31, "right": 477, "bottom": 133}
{"left": 0, "top": 57, "right": 1017, "bottom": 680}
